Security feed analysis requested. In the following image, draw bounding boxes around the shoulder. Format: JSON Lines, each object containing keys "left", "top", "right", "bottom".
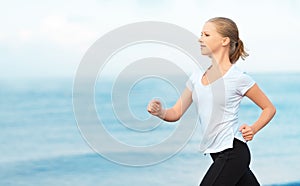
{"left": 186, "top": 70, "right": 204, "bottom": 91}
{"left": 230, "top": 65, "right": 254, "bottom": 81}
{"left": 230, "top": 66, "right": 256, "bottom": 95}
{"left": 188, "top": 70, "right": 204, "bottom": 83}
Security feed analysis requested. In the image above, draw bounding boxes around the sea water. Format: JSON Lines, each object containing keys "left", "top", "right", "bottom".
{"left": 0, "top": 73, "right": 300, "bottom": 186}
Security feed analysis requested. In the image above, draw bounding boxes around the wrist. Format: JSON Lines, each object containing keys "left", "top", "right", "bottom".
{"left": 250, "top": 124, "right": 258, "bottom": 135}
{"left": 158, "top": 109, "right": 166, "bottom": 120}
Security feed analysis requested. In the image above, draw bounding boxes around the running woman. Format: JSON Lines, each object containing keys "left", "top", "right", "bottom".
{"left": 147, "top": 17, "right": 276, "bottom": 185}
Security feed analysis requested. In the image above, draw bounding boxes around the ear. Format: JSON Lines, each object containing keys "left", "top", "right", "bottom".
{"left": 221, "top": 37, "right": 230, "bottom": 46}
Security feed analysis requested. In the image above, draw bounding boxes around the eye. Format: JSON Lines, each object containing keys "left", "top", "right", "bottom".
{"left": 201, "top": 32, "right": 210, "bottom": 37}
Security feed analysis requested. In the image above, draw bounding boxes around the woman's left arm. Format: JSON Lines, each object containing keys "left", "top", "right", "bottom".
{"left": 240, "top": 84, "right": 276, "bottom": 141}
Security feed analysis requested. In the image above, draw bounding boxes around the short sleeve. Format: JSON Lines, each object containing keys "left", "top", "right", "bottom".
{"left": 186, "top": 72, "right": 196, "bottom": 91}
{"left": 237, "top": 73, "right": 255, "bottom": 96}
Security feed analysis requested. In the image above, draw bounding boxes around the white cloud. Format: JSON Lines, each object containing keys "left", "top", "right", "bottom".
{"left": 18, "top": 29, "right": 33, "bottom": 42}
{"left": 38, "top": 14, "right": 98, "bottom": 50}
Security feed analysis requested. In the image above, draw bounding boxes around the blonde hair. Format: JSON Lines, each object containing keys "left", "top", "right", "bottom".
{"left": 207, "top": 17, "right": 249, "bottom": 64}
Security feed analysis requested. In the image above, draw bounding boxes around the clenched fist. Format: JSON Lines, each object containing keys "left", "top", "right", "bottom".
{"left": 239, "top": 124, "right": 256, "bottom": 142}
{"left": 147, "top": 100, "right": 165, "bottom": 119}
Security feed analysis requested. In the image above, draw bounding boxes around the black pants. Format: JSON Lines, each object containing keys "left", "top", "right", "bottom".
{"left": 200, "top": 138, "right": 260, "bottom": 186}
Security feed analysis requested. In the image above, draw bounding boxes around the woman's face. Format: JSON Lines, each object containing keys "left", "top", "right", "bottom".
{"left": 199, "top": 22, "right": 224, "bottom": 57}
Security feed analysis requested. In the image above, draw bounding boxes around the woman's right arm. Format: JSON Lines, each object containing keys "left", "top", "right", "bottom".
{"left": 147, "top": 88, "right": 193, "bottom": 122}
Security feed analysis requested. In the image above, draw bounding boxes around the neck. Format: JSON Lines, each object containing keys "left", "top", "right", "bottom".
{"left": 210, "top": 51, "right": 232, "bottom": 75}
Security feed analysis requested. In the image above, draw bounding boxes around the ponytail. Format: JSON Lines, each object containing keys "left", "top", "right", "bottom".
{"left": 230, "top": 38, "right": 249, "bottom": 64}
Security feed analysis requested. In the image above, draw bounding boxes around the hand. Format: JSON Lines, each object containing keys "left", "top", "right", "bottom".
{"left": 147, "top": 100, "right": 165, "bottom": 119}
{"left": 239, "top": 124, "right": 256, "bottom": 142}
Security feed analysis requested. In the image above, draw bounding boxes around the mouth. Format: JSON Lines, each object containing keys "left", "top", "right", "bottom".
{"left": 200, "top": 45, "right": 206, "bottom": 48}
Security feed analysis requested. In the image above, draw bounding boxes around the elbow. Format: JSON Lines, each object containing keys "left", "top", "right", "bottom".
{"left": 164, "top": 109, "right": 182, "bottom": 122}
{"left": 164, "top": 115, "right": 181, "bottom": 122}
{"left": 262, "top": 104, "right": 276, "bottom": 123}
{"left": 271, "top": 104, "right": 276, "bottom": 116}
{"left": 173, "top": 110, "right": 183, "bottom": 122}
{"left": 173, "top": 115, "right": 181, "bottom": 122}
{"left": 269, "top": 104, "right": 276, "bottom": 119}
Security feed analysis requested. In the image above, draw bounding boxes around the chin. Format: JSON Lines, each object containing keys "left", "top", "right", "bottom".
{"left": 200, "top": 48, "right": 210, "bottom": 55}
{"left": 201, "top": 51, "right": 209, "bottom": 56}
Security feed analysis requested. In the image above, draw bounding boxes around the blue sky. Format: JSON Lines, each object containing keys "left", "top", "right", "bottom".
{"left": 1, "top": 0, "right": 300, "bottom": 77}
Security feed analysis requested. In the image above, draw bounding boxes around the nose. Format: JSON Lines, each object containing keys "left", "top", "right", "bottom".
{"left": 198, "top": 36, "right": 203, "bottom": 43}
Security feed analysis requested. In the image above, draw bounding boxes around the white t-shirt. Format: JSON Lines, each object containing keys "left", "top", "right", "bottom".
{"left": 186, "top": 65, "right": 255, "bottom": 153}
